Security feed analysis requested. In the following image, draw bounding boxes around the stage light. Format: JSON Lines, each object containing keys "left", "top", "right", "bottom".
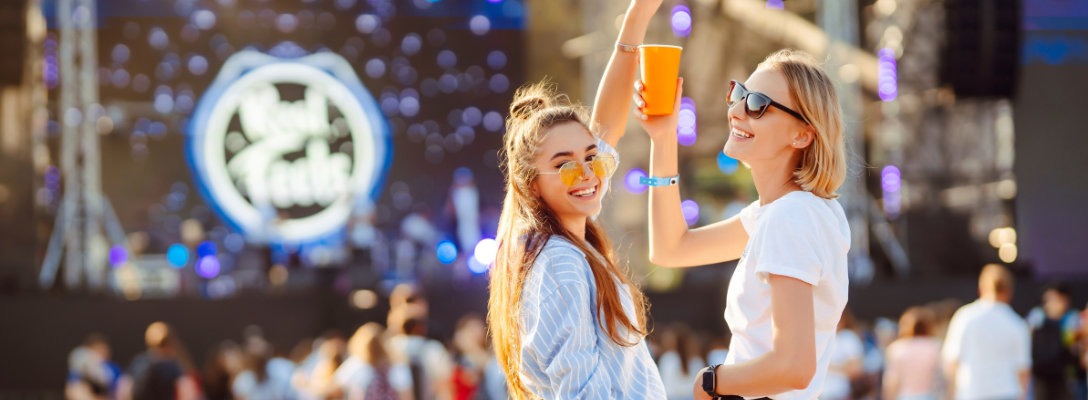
{"left": 437, "top": 240, "right": 458, "bottom": 264}
{"left": 490, "top": 74, "right": 509, "bottom": 93}
{"left": 681, "top": 200, "right": 700, "bottom": 226}
{"left": 999, "top": 243, "right": 1017, "bottom": 263}
{"left": 625, "top": 168, "right": 648, "bottom": 195}
{"left": 356, "top": 14, "right": 379, "bottom": 34}
{"left": 112, "top": 44, "right": 130, "bottom": 63}
{"left": 463, "top": 107, "right": 482, "bottom": 127}
{"left": 488, "top": 51, "right": 507, "bottom": 70}
{"left": 193, "top": 10, "right": 216, "bottom": 30}
{"left": 483, "top": 111, "right": 503, "bottom": 132}
{"left": 470, "top": 15, "right": 490, "bottom": 36}
{"left": 437, "top": 50, "right": 457, "bottom": 68}
{"left": 671, "top": 6, "right": 692, "bottom": 37}
{"left": 474, "top": 238, "right": 498, "bottom": 267}
{"left": 878, "top": 48, "right": 897, "bottom": 101}
{"left": 196, "top": 255, "right": 220, "bottom": 279}
{"left": 167, "top": 244, "right": 189, "bottom": 268}
{"left": 366, "top": 58, "right": 386, "bottom": 78}
{"left": 351, "top": 289, "right": 378, "bottom": 309}
{"left": 197, "top": 241, "right": 218, "bottom": 259}
{"left": 717, "top": 152, "right": 739, "bottom": 175}
{"left": 109, "top": 245, "right": 127, "bottom": 268}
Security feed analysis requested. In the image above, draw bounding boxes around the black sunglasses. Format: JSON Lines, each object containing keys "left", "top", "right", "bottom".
{"left": 728, "top": 80, "right": 809, "bottom": 124}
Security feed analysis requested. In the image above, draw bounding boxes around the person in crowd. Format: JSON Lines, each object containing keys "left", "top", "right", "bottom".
{"left": 66, "top": 334, "right": 122, "bottom": 400}
{"left": 333, "top": 323, "right": 413, "bottom": 400}
{"left": 486, "top": 0, "right": 668, "bottom": 398}
{"left": 883, "top": 307, "right": 942, "bottom": 400}
{"left": 635, "top": 48, "right": 850, "bottom": 400}
{"left": 204, "top": 341, "right": 245, "bottom": 400}
{"left": 293, "top": 332, "right": 346, "bottom": 400}
{"left": 233, "top": 340, "right": 281, "bottom": 400}
{"left": 658, "top": 324, "right": 707, "bottom": 400}
{"left": 268, "top": 346, "right": 301, "bottom": 400}
{"left": 821, "top": 309, "right": 865, "bottom": 400}
{"left": 1027, "top": 283, "right": 1082, "bottom": 400}
{"left": 450, "top": 314, "right": 491, "bottom": 400}
{"left": 942, "top": 264, "right": 1030, "bottom": 400}
{"left": 387, "top": 306, "right": 452, "bottom": 400}
{"left": 705, "top": 334, "right": 731, "bottom": 367}
{"left": 123, "top": 322, "right": 202, "bottom": 400}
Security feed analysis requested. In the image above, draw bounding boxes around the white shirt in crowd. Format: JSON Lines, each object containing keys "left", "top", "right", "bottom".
{"left": 819, "top": 329, "right": 864, "bottom": 400}
{"left": 332, "top": 356, "right": 413, "bottom": 396}
{"left": 657, "top": 351, "right": 707, "bottom": 400}
{"left": 941, "top": 299, "right": 1031, "bottom": 400}
{"left": 725, "top": 191, "right": 851, "bottom": 400}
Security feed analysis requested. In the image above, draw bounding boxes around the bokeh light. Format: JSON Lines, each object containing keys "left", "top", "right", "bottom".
{"left": 678, "top": 97, "right": 697, "bottom": 146}
{"left": 766, "top": 0, "right": 785, "bottom": 9}
{"left": 625, "top": 168, "right": 648, "bottom": 195}
{"left": 196, "top": 255, "right": 221, "bottom": 278}
{"left": 166, "top": 244, "right": 189, "bottom": 268}
{"left": 351, "top": 289, "right": 378, "bottom": 309}
{"left": 681, "top": 200, "right": 700, "bottom": 226}
{"left": 470, "top": 15, "right": 490, "bottom": 35}
{"left": 671, "top": 6, "right": 692, "bottom": 37}
{"left": 878, "top": 48, "right": 897, "bottom": 101}
{"left": 437, "top": 240, "right": 458, "bottom": 264}
{"left": 487, "top": 50, "right": 507, "bottom": 70}
{"left": 197, "top": 240, "right": 218, "bottom": 258}
{"left": 108, "top": 245, "right": 127, "bottom": 268}
{"left": 473, "top": 238, "right": 498, "bottom": 267}
{"left": 717, "top": 152, "right": 739, "bottom": 175}
{"left": 882, "top": 165, "right": 902, "bottom": 217}
{"left": 483, "top": 111, "right": 504, "bottom": 132}
{"left": 356, "top": 14, "right": 379, "bottom": 33}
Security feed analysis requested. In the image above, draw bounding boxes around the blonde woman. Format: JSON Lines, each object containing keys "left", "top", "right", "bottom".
{"left": 633, "top": 49, "right": 851, "bottom": 400}
{"left": 487, "top": 1, "right": 667, "bottom": 398}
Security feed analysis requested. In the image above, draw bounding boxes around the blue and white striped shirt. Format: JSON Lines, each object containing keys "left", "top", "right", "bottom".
{"left": 518, "top": 237, "right": 667, "bottom": 400}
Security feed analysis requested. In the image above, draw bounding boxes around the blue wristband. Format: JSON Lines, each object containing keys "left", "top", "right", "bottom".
{"left": 639, "top": 175, "right": 679, "bottom": 187}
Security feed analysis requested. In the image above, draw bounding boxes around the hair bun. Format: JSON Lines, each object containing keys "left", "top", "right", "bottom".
{"left": 510, "top": 96, "right": 548, "bottom": 120}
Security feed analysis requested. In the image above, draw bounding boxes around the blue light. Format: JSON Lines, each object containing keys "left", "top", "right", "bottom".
{"left": 197, "top": 240, "right": 218, "bottom": 258}
{"left": 167, "top": 244, "right": 189, "bottom": 268}
{"left": 437, "top": 240, "right": 458, "bottom": 264}
{"left": 717, "top": 152, "right": 739, "bottom": 175}
{"left": 109, "top": 245, "right": 127, "bottom": 268}
{"left": 196, "top": 255, "right": 221, "bottom": 278}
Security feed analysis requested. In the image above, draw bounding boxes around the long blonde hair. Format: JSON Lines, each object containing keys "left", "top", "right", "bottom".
{"left": 487, "top": 82, "right": 649, "bottom": 400}
{"left": 757, "top": 49, "right": 847, "bottom": 199}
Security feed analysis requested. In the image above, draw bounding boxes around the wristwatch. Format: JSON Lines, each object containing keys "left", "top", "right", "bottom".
{"left": 639, "top": 175, "right": 679, "bottom": 187}
{"left": 616, "top": 42, "right": 639, "bottom": 53}
{"left": 702, "top": 364, "right": 722, "bottom": 399}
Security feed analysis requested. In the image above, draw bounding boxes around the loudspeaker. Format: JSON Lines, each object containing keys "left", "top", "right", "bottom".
{"left": 0, "top": 1, "right": 27, "bottom": 87}
{"left": 941, "top": 0, "right": 1021, "bottom": 98}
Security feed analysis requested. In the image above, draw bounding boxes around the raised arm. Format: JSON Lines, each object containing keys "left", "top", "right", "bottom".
{"left": 635, "top": 79, "right": 749, "bottom": 267}
{"left": 591, "top": 0, "right": 662, "bottom": 148}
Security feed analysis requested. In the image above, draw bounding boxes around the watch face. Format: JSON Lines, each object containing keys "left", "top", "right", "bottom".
{"left": 702, "top": 369, "right": 715, "bottom": 391}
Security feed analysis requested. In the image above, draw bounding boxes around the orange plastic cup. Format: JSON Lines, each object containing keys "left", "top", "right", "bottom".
{"left": 638, "top": 45, "right": 683, "bottom": 115}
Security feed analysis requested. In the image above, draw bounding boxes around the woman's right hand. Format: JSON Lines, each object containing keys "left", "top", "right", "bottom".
{"left": 633, "top": 78, "right": 683, "bottom": 143}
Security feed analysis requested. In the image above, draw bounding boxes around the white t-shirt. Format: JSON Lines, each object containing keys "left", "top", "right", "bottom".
{"left": 724, "top": 191, "right": 851, "bottom": 400}
{"left": 332, "top": 356, "right": 413, "bottom": 394}
{"left": 941, "top": 299, "right": 1031, "bottom": 400}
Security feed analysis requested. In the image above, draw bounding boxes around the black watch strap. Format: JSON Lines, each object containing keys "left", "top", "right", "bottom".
{"left": 702, "top": 364, "right": 722, "bottom": 399}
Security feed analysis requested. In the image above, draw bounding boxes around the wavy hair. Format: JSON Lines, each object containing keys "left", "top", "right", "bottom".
{"left": 487, "top": 82, "right": 648, "bottom": 400}
{"left": 757, "top": 49, "right": 847, "bottom": 199}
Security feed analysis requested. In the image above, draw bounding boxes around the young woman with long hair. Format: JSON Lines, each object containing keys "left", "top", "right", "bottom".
{"left": 633, "top": 49, "right": 851, "bottom": 399}
{"left": 486, "top": 1, "right": 666, "bottom": 398}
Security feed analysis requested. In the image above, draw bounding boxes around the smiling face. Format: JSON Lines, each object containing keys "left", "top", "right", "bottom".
{"left": 532, "top": 121, "right": 604, "bottom": 221}
{"left": 723, "top": 68, "right": 813, "bottom": 169}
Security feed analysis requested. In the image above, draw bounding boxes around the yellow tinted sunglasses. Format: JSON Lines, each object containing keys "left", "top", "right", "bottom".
{"left": 538, "top": 153, "right": 618, "bottom": 187}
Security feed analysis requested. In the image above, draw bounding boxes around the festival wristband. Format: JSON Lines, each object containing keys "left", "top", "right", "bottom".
{"left": 638, "top": 175, "right": 679, "bottom": 187}
{"left": 616, "top": 42, "right": 639, "bottom": 53}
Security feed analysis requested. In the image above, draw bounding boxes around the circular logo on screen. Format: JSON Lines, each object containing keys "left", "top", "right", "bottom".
{"left": 187, "top": 51, "right": 390, "bottom": 244}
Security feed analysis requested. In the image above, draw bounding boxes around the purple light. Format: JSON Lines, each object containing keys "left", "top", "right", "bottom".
{"left": 878, "top": 48, "right": 897, "bottom": 102}
{"left": 671, "top": 6, "right": 692, "bottom": 37}
{"left": 681, "top": 200, "right": 700, "bottom": 226}
{"left": 678, "top": 97, "right": 697, "bottom": 146}
{"left": 625, "top": 168, "right": 648, "bottom": 195}
{"left": 881, "top": 165, "right": 902, "bottom": 218}
{"left": 196, "top": 255, "right": 220, "bottom": 278}
{"left": 108, "top": 245, "right": 127, "bottom": 268}
{"left": 766, "top": 0, "right": 785, "bottom": 9}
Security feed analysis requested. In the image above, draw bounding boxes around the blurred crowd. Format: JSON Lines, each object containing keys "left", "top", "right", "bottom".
{"left": 65, "top": 265, "right": 1088, "bottom": 400}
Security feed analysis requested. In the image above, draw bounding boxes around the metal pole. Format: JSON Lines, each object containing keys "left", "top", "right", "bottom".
{"left": 57, "top": 0, "right": 82, "bottom": 289}
{"left": 78, "top": 0, "right": 105, "bottom": 290}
